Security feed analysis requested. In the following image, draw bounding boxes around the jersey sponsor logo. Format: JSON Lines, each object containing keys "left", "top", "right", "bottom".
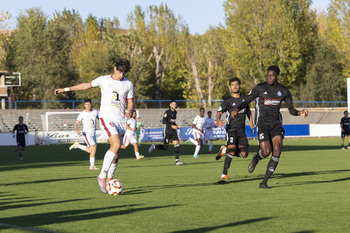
{"left": 111, "top": 90, "right": 121, "bottom": 108}
{"left": 264, "top": 98, "right": 281, "bottom": 106}
{"left": 277, "top": 91, "right": 282, "bottom": 96}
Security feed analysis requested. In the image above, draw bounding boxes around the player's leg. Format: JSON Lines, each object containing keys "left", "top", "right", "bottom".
{"left": 121, "top": 135, "right": 129, "bottom": 149}
{"left": 347, "top": 134, "right": 350, "bottom": 149}
{"left": 149, "top": 135, "right": 168, "bottom": 153}
{"left": 260, "top": 135, "right": 283, "bottom": 189}
{"left": 248, "top": 126, "right": 272, "bottom": 173}
{"left": 221, "top": 144, "right": 237, "bottom": 179}
{"left": 88, "top": 144, "right": 98, "bottom": 170}
{"left": 341, "top": 131, "right": 345, "bottom": 149}
{"left": 208, "top": 138, "right": 214, "bottom": 154}
{"left": 105, "top": 134, "right": 121, "bottom": 183}
{"left": 193, "top": 137, "right": 202, "bottom": 158}
{"left": 18, "top": 144, "right": 23, "bottom": 160}
{"left": 131, "top": 135, "right": 144, "bottom": 160}
{"left": 216, "top": 132, "right": 228, "bottom": 160}
{"left": 172, "top": 132, "right": 184, "bottom": 165}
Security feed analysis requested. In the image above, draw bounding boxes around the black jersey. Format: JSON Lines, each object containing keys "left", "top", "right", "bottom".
{"left": 340, "top": 117, "right": 350, "bottom": 131}
{"left": 218, "top": 94, "right": 249, "bottom": 132}
{"left": 13, "top": 124, "right": 28, "bottom": 138}
{"left": 162, "top": 108, "right": 177, "bottom": 133}
{"left": 237, "top": 82, "right": 298, "bottom": 126}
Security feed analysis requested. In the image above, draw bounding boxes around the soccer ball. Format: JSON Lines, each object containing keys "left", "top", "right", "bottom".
{"left": 106, "top": 179, "right": 123, "bottom": 196}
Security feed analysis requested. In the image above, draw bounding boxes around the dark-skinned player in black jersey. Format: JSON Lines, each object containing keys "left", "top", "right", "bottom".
{"left": 148, "top": 100, "right": 184, "bottom": 165}
{"left": 12, "top": 116, "right": 29, "bottom": 160}
{"left": 340, "top": 110, "right": 350, "bottom": 150}
{"left": 231, "top": 66, "right": 308, "bottom": 189}
{"left": 215, "top": 77, "right": 255, "bottom": 180}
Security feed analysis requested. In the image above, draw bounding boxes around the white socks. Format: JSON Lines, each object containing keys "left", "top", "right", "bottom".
{"left": 135, "top": 152, "right": 140, "bottom": 158}
{"left": 99, "top": 150, "right": 116, "bottom": 178}
{"left": 108, "top": 163, "right": 118, "bottom": 179}
{"left": 90, "top": 157, "right": 95, "bottom": 167}
{"left": 190, "top": 138, "right": 198, "bottom": 145}
{"left": 194, "top": 145, "right": 201, "bottom": 157}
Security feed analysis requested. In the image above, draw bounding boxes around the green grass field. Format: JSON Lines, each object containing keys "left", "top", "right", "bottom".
{"left": 1, "top": 138, "right": 350, "bottom": 233}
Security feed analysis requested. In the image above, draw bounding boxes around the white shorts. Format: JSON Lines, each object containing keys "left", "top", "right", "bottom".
{"left": 83, "top": 133, "right": 97, "bottom": 147}
{"left": 192, "top": 129, "right": 204, "bottom": 140}
{"left": 123, "top": 132, "right": 137, "bottom": 147}
{"left": 99, "top": 117, "right": 126, "bottom": 138}
{"left": 204, "top": 130, "right": 214, "bottom": 141}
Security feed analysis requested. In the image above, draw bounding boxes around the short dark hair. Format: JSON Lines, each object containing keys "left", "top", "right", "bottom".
{"left": 170, "top": 99, "right": 176, "bottom": 103}
{"left": 115, "top": 58, "right": 132, "bottom": 73}
{"left": 200, "top": 107, "right": 205, "bottom": 112}
{"left": 267, "top": 66, "right": 280, "bottom": 75}
{"left": 344, "top": 111, "right": 348, "bottom": 114}
{"left": 208, "top": 111, "right": 212, "bottom": 114}
{"left": 229, "top": 77, "right": 241, "bottom": 86}
{"left": 84, "top": 99, "right": 92, "bottom": 103}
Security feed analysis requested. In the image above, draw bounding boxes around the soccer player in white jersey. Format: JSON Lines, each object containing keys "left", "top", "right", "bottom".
{"left": 203, "top": 111, "right": 215, "bottom": 153}
{"left": 186, "top": 108, "right": 206, "bottom": 158}
{"left": 121, "top": 110, "right": 144, "bottom": 160}
{"left": 54, "top": 58, "right": 134, "bottom": 194}
{"left": 69, "top": 99, "right": 99, "bottom": 170}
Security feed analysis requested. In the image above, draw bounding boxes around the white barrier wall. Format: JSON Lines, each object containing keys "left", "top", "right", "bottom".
{"left": 0, "top": 132, "right": 36, "bottom": 146}
{"left": 309, "top": 124, "right": 340, "bottom": 137}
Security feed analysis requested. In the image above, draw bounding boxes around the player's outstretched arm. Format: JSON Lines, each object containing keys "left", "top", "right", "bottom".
{"left": 54, "top": 83, "right": 91, "bottom": 95}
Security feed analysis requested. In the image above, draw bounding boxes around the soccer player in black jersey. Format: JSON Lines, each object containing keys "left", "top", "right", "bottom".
{"left": 340, "top": 111, "right": 350, "bottom": 150}
{"left": 148, "top": 100, "right": 184, "bottom": 165}
{"left": 232, "top": 66, "right": 308, "bottom": 189}
{"left": 215, "top": 77, "right": 255, "bottom": 180}
{"left": 12, "top": 116, "right": 29, "bottom": 160}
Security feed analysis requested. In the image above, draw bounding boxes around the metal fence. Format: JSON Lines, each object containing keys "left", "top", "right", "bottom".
{"left": 1, "top": 99, "right": 347, "bottom": 110}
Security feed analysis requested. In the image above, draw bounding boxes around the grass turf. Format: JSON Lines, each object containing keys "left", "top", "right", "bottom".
{"left": 0, "top": 137, "right": 349, "bottom": 232}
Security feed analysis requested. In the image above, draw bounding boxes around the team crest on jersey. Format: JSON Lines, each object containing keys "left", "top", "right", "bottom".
{"left": 277, "top": 91, "right": 282, "bottom": 97}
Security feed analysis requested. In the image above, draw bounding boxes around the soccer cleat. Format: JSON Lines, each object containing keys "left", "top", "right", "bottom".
{"left": 185, "top": 138, "right": 191, "bottom": 144}
{"left": 136, "top": 155, "right": 145, "bottom": 160}
{"left": 193, "top": 155, "right": 199, "bottom": 158}
{"left": 347, "top": 147, "right": 350, "bottom": 150}
{"left": 175, "top": 161, "right": 185, "bottom": 165}
{"left": 89, "top": 166, "right": 99, "bottom": 170}
{"left": 19, "top": 157, "right": 23, "bottom": 160}
{"left": 215, "top": 146, "right": 226, "bottom": 160}
{"left": 248, "top": 155, "right": 259, "bottom": 173}
{"left": 208, "top": 151, "right": 213, "bottom": 154}
{"left": 220, "top": 174, "right": 229, "bottom": 180}
{"left": 96, "top": 176, "right": 107, "bottom": 194}
{"left": 341, "top": 147, "right": 345, "bottom": 150}
{"left": 148, "top": 144, "right": 156, "bottom": 153}
{"left": 107, "top": 177, "right": 113, "bottom": 183}
{"left": 259, "top": 182, "right": 271, "bottom": 189}
{"left": 69, "top": 141, "right": 80, "bottom": 150}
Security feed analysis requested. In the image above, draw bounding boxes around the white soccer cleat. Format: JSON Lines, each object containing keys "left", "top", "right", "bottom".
{"left": 148, "top": 144, "right": 156, "bottom": 153}
{"left": 89, "top": 166, "right": 99, "bottom": 170}
{"left": 136, "top": 155, "right": 145, "bottom": 160}
{"left": 69, "top": 141, "right": 80, "bottom": 150}
{"left": 175, "top": 161, "right": 185, "bottom": 165}
{"left": 193, "top": 155, "right": 199, "bottom": 158}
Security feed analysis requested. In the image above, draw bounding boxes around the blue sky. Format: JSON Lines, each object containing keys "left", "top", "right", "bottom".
{"left": 3, "top": 0, "right": 330, "bottom": 35}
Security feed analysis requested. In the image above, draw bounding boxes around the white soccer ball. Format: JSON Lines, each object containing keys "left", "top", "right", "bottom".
{"left": 106, "top": 179, "right": 123, "bottom": 196}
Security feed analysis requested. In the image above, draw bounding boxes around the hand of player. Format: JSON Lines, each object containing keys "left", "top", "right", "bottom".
{"left": 171, "top": 125, "right": 178, "bottom": 130}
{"left": 217, "top": 120, "right": 225, "bottom": 128}
{"left": 299, "top": 109, "right": 308, "bottom": 118}
{"left": 54, "top": 88, "right": 64, "bottom": 95}
{"left": 231, "top": 109, "right": 239, "bottom": 119}
{"left": 125, "top": 111, "right": 132, "bottom": 118}
{"left": 76, "top": 130, "right": 81, "bottom": 136}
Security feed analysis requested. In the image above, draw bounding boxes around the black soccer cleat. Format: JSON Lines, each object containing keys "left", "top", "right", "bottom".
{"left": 259, "top": 182, "right": 271, "bottom": 189}
{"left": 248, "top": 155, "right": 259, "bottom": 173}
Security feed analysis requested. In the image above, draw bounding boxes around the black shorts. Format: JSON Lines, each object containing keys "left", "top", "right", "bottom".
{"left": 226, "top": 128, "right": 248, "bottom": 147}
{"left": 341, "top": 130, "right": 350, "bottom": 137}
{"left": 17, "top": 137, "right": 26, "bottom": 148}
{"left": 163, "top": 130, "right": 179, "bottom": 144}
{"left": 257, "top": 124, "right": 285, "bottom": 144}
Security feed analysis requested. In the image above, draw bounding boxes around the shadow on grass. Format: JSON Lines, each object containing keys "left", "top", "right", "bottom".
{"left": 0, "top": 204, "right": 180, "bottom": 229}
{"left": 0, "top": 176, "right": 95, "bottom": 186}
{"left": 171, "top": 217, "right": 274, "bottom": 233}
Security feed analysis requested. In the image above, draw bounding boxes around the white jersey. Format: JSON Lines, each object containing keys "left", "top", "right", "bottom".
{"left": 203, "top": 118, "right": 215, "bottom": 132}
{"left": 90, "top": 75, "right": 134, "bottom": 121}
{"left": 125, "top": 118, "right": 137, "bottom": 137}
{"left": 76, "top": 109, "right": 99, "bottom": 135}
{"left": 192, "top": 115, "right": 206, "bottom": 130}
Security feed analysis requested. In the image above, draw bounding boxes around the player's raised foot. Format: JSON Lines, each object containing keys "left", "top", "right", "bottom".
{"left": 259, "top": 182, "right": 271, "bottom": 189}
{"left": 185, "top": 138, "right": 191, "bottom": 144}
{"left": 136, "top": 155, "right": 145, "bottom": 160}
{"left": 89, "top": 166, "right": 99, "bottom": 170}
{"left": 193, "top": 155, "right": 199, "bottom": 158}
{"left": 175, "top": 161, "right": 185, "bottom": 165}
{"left": 248, "top": 155, "right": 259, "bottom": 173}
{"left": 208, "top": 151, "right": 213, "bottom": 154}
{"left": 148, "top": 144, "right": 155, "bottom": 153}
{"left": 96, "top": 176, "right": 107, "bottom": 194}
{"left": 220, "top": 174, "right": 228, "bottom": 180}
{"left": 69, "top": 141, "right": 80, "bottom": 150}
{"left": 215, "top": 146, "right": 226, "bottom": 160}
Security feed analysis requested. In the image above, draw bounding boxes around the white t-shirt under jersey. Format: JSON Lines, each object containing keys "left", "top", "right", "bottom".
{"left": 90, "top": 75, "right": 134, "bottom": 121}
{"left": 76, "top": 109, "right": 99, "bottom": 135}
